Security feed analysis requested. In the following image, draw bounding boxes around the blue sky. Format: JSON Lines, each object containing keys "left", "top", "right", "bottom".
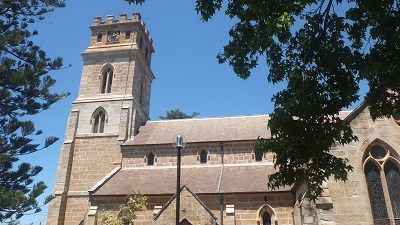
{"left": 14, "top": 1, "right": 366, "bottom": 224}
{"left": 16, "top": 1, "right": 278, "bottom": 224}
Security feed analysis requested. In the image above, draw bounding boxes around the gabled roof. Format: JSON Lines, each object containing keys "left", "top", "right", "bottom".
{"left": 92, "top": 164, "right": 290, "bottom": 196}
{"left": 154, "top": 184, "right": 219, "bottom": 224}
{"left": 124, "top": 115, "right": 270, "bottom": 145}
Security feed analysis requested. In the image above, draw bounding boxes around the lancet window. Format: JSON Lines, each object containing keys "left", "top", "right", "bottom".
{"left": 101, "top": 65, "right": 113, "bottom": 94}
{"left": 255, "top": 149, "right": 263, "bottom": 162}
{"left": 147, "top": 152, "right": 155, "bottom": 166}
{"left": 92, "top": 107, "right": 107, "bottom": 133}
{"left": 262, "top": 211, "right": 271, "bottom": 225}
{"left": 200, "top": 149, "right": 207, "bottom": 164}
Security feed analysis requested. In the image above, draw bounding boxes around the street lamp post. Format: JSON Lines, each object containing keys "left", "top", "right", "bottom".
{"left": 173, "top": 134, "right": 186, "bottom": 225}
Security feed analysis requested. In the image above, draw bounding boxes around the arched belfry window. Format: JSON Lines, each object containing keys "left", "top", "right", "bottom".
{"left": 91, "top": 107, "right": 107, "bottom": 133}
{"left": 147, "top": 152, "right": 155, "bottom": 166}
{"left": 364, "top": 144, "right": 400, "bottom": 224}
{"left": 100, "top": 64, "right": 114, "bottom": 94}
{"left": 200, "top": 149, "right": 207, "bottom": 164}
{"left": 125, "top": 31, "right": 131, "bottom": 39}
{"left": 97, "top": 33, "right": 102, "bottom": 42}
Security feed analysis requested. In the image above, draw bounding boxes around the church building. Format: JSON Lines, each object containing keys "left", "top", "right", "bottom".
{"left": 46, "top": 13, "right": 400, "bottom": 225}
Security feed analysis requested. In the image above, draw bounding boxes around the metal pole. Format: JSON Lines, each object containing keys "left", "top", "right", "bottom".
{"left": 176, "top": 146, "right": 181, "bottom": 225}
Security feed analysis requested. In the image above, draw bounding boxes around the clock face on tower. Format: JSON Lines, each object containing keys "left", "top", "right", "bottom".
{"left": 107, "top": 31, "right": 120, "bottom": 42}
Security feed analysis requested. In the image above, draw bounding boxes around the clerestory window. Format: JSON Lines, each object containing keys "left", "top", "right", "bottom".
{"left": 255, "top": 149, "right": 263, "bottom": 162}
{"left": 262, "top": 211, "right": 271, "bottom": 225}
{"left": 364, "top": 144, "right": 400, "bottom": 224}
{"left": 200, "top": 150, "right": 207, "bottom": 164}
{"left": 101, "top": 65, "right": 113, "bottom": 94}
{"left": 147, "top": 152, "right": 155, "bottom": 166}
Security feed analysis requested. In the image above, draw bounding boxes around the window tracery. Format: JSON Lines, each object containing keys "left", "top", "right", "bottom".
{"left": 92, "top": 107, "right": 107, "bottom": 133}
{"left": 364, "top": 144, "right": 400, "bottom": 224}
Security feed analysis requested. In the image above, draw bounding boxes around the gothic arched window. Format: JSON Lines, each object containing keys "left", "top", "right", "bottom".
{"left": 364, "top": 144, "right": 400, "bottom": 224}
{"left": 257, "top": 204, "right": 276, "bottom": 225}
{"left": 200, "top": 150, "right": 207, "bottom": 164}
{"left": 100, "top": 65, "right": 114, "bottom": 94}
{"left": 255, "top": 149, "right": 263, "bottom": 162}
{"left": 92, "top": 107, "right": 107, "bottom": 133}
{"left": 262, "top": 211, "right": 272, "bottom": 225}
{"left": 147, "top": 152, "right": 154, "bottom": 166}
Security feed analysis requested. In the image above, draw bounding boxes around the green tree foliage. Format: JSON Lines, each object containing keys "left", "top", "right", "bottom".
{"left": 0, "top": 0, "right": 69, "bottom": 222}
{"left": 126, "top": 0, "right": 400, "bottom": 199}
{"left": 99, "top": 189, "right": 147, "bottom": 225}
{"left": 159, "top": 108, "right": 200, "bottom": 120}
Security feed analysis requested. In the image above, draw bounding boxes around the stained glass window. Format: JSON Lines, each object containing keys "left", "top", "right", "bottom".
{"left": 364, "top": 144, "right": 400, "bottom": 225}
{"left": 370, "top": 146, "right": 387, "bottom": 160}
{"left": 385, "top": 161, "right": 400, "bottom": 219}
{"left": 365, "top": 162, "right": 389, "bottom": 222}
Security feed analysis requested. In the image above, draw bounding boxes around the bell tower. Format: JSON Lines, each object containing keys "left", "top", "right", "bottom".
{"left": 47, "top": 13, "right": 154, "bottom": 225}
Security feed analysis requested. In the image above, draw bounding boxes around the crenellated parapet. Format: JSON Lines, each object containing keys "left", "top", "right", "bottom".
{"left": 88, "top": 13, "right": 154, "bottom": 65}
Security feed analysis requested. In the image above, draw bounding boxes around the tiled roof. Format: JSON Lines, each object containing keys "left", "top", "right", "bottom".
{"left": 124, "top": 115, "right": 270, "bottom": 145}
{"left": 93, "top": 164, "right": 290, "bottom": 196}
{"left": 124, "top": 111, "right": 353, "bottom": 146}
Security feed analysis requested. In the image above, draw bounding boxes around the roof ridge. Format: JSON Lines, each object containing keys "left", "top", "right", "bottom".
{"left": 148, "top": 114, "right": 270, "bottom": 123}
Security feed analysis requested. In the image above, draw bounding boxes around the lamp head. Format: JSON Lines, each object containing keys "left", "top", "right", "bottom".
{"left": 173, "top": 134, "right": 186, "bottom": 148}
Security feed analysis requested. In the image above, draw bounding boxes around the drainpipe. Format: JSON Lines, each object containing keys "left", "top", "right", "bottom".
{"left": 219, "top": 142, "right": 224, "bottom": 225}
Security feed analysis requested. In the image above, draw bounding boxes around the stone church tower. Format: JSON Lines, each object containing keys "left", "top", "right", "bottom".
{"left": 46, "top": 13, "right": 154, "bottom": 225}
